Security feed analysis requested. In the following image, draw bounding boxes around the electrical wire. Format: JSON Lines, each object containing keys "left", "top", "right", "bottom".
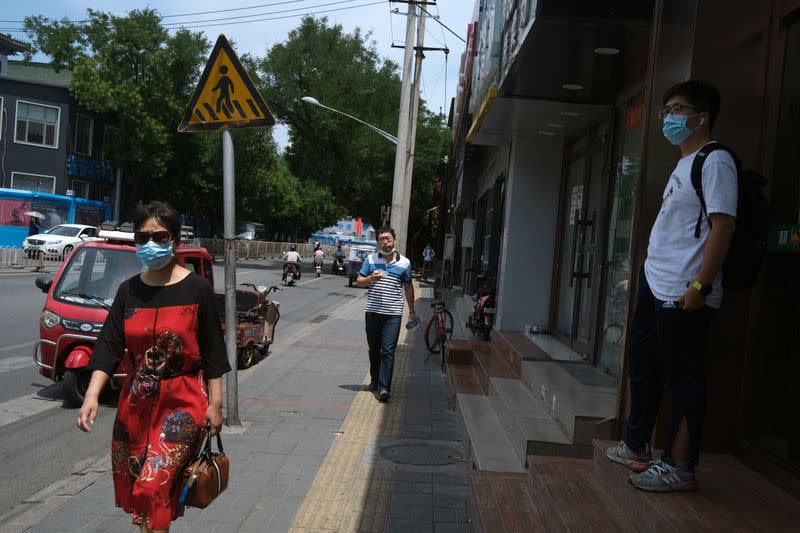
{"left": 161, "top": 0, "right": 363, "bottom": 27}
{"left": 0, "top": 1, "right": 386, "bottom": 32}
{"left": 417, "top": 4, "right": 464, "bottom": 43}
{"left": 0, "top": 0, "right": 331, "bottom": 23}
{"left": 173, "top": 1, "right": 384, "bottom": 29}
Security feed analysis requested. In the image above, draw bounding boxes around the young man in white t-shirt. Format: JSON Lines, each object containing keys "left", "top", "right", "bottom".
{"left": 606, "top": 81, "right": 737, "bottom": 492}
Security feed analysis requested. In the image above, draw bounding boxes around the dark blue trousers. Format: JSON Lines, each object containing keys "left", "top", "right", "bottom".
{"left": 623, "top": 269, "right": 715, "bottom": 471}
{"left": 365, "top": 312, "right": 402, "bottom": 391}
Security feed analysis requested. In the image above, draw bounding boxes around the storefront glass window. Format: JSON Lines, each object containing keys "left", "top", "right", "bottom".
{"left": 596, "top": 98, "right": 644, "bottom": 376}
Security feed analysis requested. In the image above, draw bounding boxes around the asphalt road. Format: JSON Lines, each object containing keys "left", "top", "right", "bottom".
{"left": 0, "top": 259, "right": 362, "bottom": 516}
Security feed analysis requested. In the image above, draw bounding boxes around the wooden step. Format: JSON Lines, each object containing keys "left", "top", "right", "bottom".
{"left": 456, "top": 393, "right": 525, "bottom": 473}
{"left": 471, "top": 470, "right": 545, "bottom": 533}
{"left": 445, "top": 338, "right": 474, "bottom": 365}
{"left": 591, "top": 439, "right": 800, "bottom": 532}
{"left": 527, "top": 455, "right": 632, "bottom": 533}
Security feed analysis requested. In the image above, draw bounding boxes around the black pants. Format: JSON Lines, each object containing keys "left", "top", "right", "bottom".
{"left": 623, "top": 269, "right": 715, "bottom": 471}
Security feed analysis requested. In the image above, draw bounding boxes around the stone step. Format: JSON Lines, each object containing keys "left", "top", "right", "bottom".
{"left": 488, "top": 377, "right": 570, "bottom": 466}
{"left": 591, "top": 439, "right": 800, "bottom": 532}
{"left": 521, "top": 360, "right": 616, "bottom": 443}
{"left": 455, "top": 393, "right": 525, "bottom": 473}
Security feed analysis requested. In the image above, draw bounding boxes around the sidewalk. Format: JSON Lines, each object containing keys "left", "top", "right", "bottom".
{"left": 8, "top": 284, "right": 472, "bottom": 532}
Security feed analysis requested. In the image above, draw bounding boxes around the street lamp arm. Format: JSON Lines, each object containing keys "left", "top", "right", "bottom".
{"left": 302, "top": 96, "right": 398, "bottom": 144}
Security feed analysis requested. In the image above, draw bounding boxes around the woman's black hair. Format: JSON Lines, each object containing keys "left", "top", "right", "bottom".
{"left": 134, "top": 201, "right": 182, "bottom": 242}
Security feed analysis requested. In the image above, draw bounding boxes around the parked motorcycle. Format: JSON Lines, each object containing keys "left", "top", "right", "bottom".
{"left": 235, "top": 283, "right": 282, "bottom": 368}
{"left": 467, "top": 288, "right": 495, "bottom": 341}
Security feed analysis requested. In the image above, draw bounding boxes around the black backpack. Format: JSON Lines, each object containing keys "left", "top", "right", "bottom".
{"left": 691, "top": 143, "right": 769, "bottom": 290}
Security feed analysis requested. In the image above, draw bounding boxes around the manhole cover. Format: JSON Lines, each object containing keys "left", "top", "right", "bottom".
{"left": 379, "top": 444, "right": 461, "bottom": 466}
{"left": 310, "top": 314, "right": 330, "bottom": 323}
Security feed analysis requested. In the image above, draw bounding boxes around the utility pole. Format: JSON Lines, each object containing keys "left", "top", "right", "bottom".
{"left": 396, "top": 6, "right": 426, "bottom": 257}
{"left": 389, "top": 4, "right": 417, "bottom": 256}
{"left": 222, "top": 129, "right": 240, "bottom": 426}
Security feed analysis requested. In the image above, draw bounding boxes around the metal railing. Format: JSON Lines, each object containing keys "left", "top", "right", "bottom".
{"left": 197, "top": 239, "right": 349, "bottom": 261}
{"left": 0, "top": 247, "right": 70, "bottom": 270}
{"left": 1, "top": 241, "right": 353, "bottom": 269}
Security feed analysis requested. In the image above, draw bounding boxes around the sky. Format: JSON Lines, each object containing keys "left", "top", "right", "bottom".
{"left": 1, "top": 0, "right": 475, "bottom": 149}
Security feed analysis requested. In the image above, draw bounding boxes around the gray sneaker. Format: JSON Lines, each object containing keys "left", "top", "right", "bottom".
{"left": 606, "top": 440, "right": 653, "bottom": 473}
{"left": 378, "top": 388, "right": 390, "bottom": 402}
{"left": 629, "top": 459, "right": 697, "bottom": 492}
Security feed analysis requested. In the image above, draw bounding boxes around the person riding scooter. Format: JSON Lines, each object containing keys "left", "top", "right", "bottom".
{"left": 332, "top": 245, "right": 345, "bottom": 274}
{"left": 313, "top": 247, "right": 324, "bottom": 277}
{"left": 283, "top": 244, "right": 301, "bottom": 281}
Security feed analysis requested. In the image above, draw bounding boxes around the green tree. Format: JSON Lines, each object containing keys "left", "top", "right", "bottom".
{"left": 258, "top": 16, "right": 449, "bottom": 241}
{"left": 23, "top": 9, "right": 211, "bottom": 213}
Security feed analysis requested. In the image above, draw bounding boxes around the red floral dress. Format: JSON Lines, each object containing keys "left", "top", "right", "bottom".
{"left": 89, "top": 273, "right": 230, "bottom": 529}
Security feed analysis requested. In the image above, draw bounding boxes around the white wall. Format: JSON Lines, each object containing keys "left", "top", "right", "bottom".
{"left": 496, "top": 136, "right": 563, "bottom": 332}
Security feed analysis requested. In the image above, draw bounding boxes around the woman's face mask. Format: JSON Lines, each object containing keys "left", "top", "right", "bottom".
{"left": 136, "top": 240, "right": 174, "bottom": 270}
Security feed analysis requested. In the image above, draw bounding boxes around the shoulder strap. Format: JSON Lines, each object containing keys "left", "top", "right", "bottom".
{"left": 690, "top": 143, "right": 738, "bottom": 238}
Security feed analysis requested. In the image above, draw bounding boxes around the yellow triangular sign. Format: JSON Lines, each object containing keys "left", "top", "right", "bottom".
{"left": 178, "top": 34, "right": 274, "bottom": 132}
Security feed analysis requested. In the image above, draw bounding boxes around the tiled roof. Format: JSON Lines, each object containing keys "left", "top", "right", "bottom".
{"left": 0, "top": 33, "right": 28, "bottom": 55}
{"left": 5, "top": 60, "right": 71, "bottom": 88}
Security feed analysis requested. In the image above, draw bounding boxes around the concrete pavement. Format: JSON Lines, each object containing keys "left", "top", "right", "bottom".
{"left": 3, "top": 281, "right": 473, "bottom": 532}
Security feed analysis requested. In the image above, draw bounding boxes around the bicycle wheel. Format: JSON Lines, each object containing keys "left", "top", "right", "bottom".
{"left": 425, "top": 315, "right": 441, "bottom": 353}
{"left": 440, "top": 309, "right": 454, "bottom": 343}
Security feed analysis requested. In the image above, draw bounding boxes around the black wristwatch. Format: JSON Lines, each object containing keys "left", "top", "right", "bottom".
{"left": 692, "top": 279, "right": 713, "bottom": 297}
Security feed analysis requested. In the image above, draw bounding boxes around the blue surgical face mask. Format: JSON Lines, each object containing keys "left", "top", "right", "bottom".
{"left": 662, "top": 113, "right": 704, "bottom": 145}
{"left": 136, "top": 240, "right": 174, "bottom": 270}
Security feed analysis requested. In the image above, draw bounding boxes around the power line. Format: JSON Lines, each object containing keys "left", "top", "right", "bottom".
{"left": 0, "top": 0, "right": 370, "bottom": 26}
{"left": 417, "top": 4, "right": 464, "bottom": 43}
{"left": 162, "top": 0, "right": 362, "bottom": 27}
{"left": 173, "top": 1, "right": 384, "bottom": 29}
{"left": 0, "top": 1, "right": 386, "bottom": 33}
{"left": 160, "top": 0, "right": 322, "bottom": 19}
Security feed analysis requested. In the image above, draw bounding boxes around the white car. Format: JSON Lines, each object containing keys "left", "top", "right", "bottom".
{"left": 23, "top": 224, "right": 101, "bottom": 258}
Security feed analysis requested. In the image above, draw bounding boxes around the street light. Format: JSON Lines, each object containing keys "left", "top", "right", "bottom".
{"left": 301, "top": 96, "right": 398, "bottom": 145}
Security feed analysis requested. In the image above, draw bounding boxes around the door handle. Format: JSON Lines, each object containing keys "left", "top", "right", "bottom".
{"left": 586, "top": 253, "right": 594, "bottom": 289}
{"left": 568, "top": 209, "right": 580, "bottom": 287}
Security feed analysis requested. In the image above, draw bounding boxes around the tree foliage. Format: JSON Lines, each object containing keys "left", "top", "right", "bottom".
{"left": 259, "top": 16, "right": 450, "bottom": 248}
{"left": 24, "top": 12, "right": 449, "bottom": 246}
{"left": 23, "top": 10, "right": 212, "bottom": 209}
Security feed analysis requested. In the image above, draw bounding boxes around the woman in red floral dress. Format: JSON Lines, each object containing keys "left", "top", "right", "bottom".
{"left": 78, "top": 202, "right": 230, "bottom": 533}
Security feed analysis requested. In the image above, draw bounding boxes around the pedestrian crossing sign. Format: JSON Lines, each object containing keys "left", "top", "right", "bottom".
{"left": 178, "top": 34, "right": 275, "bottom": 132}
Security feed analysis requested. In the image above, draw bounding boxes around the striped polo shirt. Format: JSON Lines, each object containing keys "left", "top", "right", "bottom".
{"left": 359, "top": 251, "right": 413, "bottom": 316}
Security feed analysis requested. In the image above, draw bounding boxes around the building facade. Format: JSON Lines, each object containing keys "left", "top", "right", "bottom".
{"left": 0, "top": 35, "right": 114, "bottom": 246}
{"left": 447, "top": 0, "right": 800, "bottom": 491}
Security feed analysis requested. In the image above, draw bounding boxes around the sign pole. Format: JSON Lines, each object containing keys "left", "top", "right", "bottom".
{"left": 222, "top": 129, "right": 240, "bottom": 426}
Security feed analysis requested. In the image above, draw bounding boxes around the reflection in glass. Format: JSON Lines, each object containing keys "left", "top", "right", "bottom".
{"left": 596, "top": 100, "right": 644, "bottom": 376}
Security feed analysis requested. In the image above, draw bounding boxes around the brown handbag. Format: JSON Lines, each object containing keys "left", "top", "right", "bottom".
{"left": 177, "top": 430, "right": 229, "bottom": 509}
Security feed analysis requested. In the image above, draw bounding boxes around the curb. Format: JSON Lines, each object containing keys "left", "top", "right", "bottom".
{"left": 0, "top": 455, "right": 111, "bottom": 533}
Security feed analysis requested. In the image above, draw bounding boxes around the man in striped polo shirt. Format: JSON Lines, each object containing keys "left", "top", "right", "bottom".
{"left": 357, "top": 228, "right": 418, "bottom": 402}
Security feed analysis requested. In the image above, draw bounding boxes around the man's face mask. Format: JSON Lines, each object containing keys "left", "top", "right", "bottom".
{"left": 662, "top": 113, "right": 705, "bottom": 145}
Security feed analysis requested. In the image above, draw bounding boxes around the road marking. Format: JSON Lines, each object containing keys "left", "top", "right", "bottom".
{"left": 0, "top": 340, "right": 36, "bottom": 352}
{"left": 296, "top": 273, "right": 333, "bottom": 286}
{"left": 0, "top": 392, "right": 61, "bottom": 428}
{"left": 0, "top": 355, "right": 33, "bottom": 373}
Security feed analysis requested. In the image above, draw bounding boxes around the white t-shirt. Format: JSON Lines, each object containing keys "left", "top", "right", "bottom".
{"left": 285, "top": 251, "right": 301, "bottom": 262}
{"left": 644, "top": 143, "right": 738, "bottom": 308}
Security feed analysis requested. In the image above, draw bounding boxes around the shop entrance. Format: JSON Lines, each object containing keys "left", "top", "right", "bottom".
{"left": 746, "top": 15, "right": 800, "bottom": 480}
{"left": 551, "top": 123, "right": 610, "bottom": 358}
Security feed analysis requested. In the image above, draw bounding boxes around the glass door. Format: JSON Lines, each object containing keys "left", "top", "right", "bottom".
{"left": 553, "top": 124, "right": 610, "bottom": 357}
{"left": 595, "top": 97, "right": 645, "bottom": 376}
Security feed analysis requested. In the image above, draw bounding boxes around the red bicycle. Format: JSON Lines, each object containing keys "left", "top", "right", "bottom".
{"left": 424, "top": 300, "right": 454, "bottom": 373}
